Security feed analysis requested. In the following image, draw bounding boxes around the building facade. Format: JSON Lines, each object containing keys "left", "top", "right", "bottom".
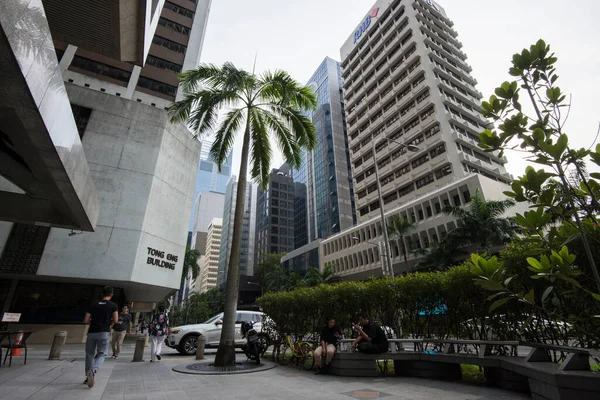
{"left": 319, "top": 0, "right": 514, "bottom": 279}
{"left": 217, "top": 176, "right": 257, "bottom": 287}
{"left": 199, "top": 218, "right": 222, "bottom": 293}
{"left": 302, "top": 57, "right": 356, "bottom": 241}
{"left": 188, "top": 138, "right": 232, "bottom": 231}
{"left": 0, "top": 0, "right": 211, "bottom": 343}
{"left": 255, "top": 164, "right": 297, "bottom": 263}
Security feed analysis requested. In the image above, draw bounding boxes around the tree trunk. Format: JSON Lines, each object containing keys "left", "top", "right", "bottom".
{"left": 401, "top": 235, "right": 410, "bottom": 274}
{"left": 213, "top": 114, "right": 251, "bottom": 366}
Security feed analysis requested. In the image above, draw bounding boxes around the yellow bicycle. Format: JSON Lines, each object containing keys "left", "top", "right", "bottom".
{"left": 275, "top": 334, "right": 316, "bottom": 370}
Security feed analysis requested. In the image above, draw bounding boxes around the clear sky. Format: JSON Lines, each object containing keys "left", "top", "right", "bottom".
{"left": 199, "top": 0, "right": 600, "bottom": 181}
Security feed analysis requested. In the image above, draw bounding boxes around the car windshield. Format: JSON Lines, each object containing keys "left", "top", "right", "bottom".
{"left": 203, "top": 313, "right": 223, "bottom": 324}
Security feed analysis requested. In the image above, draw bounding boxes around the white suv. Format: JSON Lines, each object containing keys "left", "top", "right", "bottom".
{"left": 166, "top": 311, "right": 267, "bottom": 355}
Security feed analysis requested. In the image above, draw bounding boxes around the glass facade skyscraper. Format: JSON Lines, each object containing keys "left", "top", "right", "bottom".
{"left": 189, "top": 139, "right": 232, "bottom": 231}
{"left": 296, "top": 57, "right": 356, "bottom": 244}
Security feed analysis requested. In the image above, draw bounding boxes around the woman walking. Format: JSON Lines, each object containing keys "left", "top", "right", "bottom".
{"left": 148, "top": 305, "right": 169, "bottom": 362}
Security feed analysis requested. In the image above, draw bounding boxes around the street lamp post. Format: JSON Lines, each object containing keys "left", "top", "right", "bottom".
{"left": 352, "top": 236, "right": 387, "bottom": 277}
{"left": 370, "top": 138, "right": 420, "bottom": 279}
{"left": 248, "top": 281, "right": 263, "bottom": 298}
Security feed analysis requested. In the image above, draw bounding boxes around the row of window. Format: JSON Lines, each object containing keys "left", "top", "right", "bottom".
{"left": 152, "top": 35, "right": 187, "bottom": 54}
{"left": 158, "top": 17, "right": 190, "bottom": 36}
{"left": 137, "top": 76, "right": 177, "bottom": 97}
{"left": 146, "top": 55, "right": 182, "bottom": 73}
{"left": 358, "top": 164, "right": 454, "bottom": 216}
{"left": 164, "top": 1, "right": 195, "bottom": 19}
{"left": 70, "top": 55, "right": 131, "bottom": 83}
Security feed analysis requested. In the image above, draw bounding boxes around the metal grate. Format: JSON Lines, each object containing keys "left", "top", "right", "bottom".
{"left": 0, "top": 224, "right": 50, "bottom": 275}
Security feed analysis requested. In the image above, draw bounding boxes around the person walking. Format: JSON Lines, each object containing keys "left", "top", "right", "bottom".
{"left": 83, "top": 286, "right": 118, "bottom": 388}
{"left": 148, "top": 305, "right": 169, "bottom": 362}
{"left": 314, "top": 317, "right": 342, "bottom": 374}
{"left": 111, "top": 305, "right": 132, "bottom": 359}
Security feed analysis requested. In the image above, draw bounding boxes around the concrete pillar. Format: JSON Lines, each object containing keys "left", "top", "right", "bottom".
{"left": 132, "top": 336, "right": 146, "bottom": 362}
{"left": 48, "top": 331, "right": 67, "bottom": 360}
{"left": 125, "top": 66, "right": 142, "bottom": 99}
{"left": 59, "top": 45, "right": 77, "bottom": 75}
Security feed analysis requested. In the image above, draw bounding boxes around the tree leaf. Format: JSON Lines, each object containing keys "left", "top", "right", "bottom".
{"left": 489, "top": 297, "right": 512, "bottom": 313}
{"left": 541, "top": 286, "right": 554, "bottom": 303}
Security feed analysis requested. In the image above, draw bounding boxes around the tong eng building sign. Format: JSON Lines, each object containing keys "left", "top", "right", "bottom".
{"left": 147, "top": 247, "right": 178, "bottom": 270}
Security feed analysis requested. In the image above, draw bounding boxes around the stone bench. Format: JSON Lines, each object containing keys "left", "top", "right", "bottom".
{"left": 329, "top": 340, "right": 600, "bottom": 400}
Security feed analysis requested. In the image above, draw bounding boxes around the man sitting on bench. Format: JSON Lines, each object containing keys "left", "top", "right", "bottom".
{"left": 351, "top": 312, "right": 388, "bottom": 354}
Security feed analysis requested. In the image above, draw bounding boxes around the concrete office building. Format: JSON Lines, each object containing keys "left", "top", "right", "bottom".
{"left": 188, "top": 138, "right": 232, "bottom": 231}
{"left": 255, "top": 164, "right": 297, "bottom": 263}
{"left": 320, "top": 0, "right": 515, "bottom": 279}
{"left": 217, "top": 176, "right": 257, "bottom": 288}
{"left": 0, "top": 0, "right": 211, "bottom": 342}
{"left": 199, "top": 217, "right": 222, "bottom": 293}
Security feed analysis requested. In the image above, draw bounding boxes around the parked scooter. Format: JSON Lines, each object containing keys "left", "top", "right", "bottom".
{"left": 241, "top": 321, "right": 261, "bottom": 364}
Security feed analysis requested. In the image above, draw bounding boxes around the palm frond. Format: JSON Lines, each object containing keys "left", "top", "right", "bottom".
{"left": 211, "top": 109, "right": 245, "bottom": 169}
{"left": 178, "top": 64, "right": 225, "bottom": 94}
{"left": 249, "top": 108, "right": 272, "bottom": 188}
{"left": 259, "top": 108, "right": 301, "bottom": 168}
{"left": 268, "top": 104, "right": 317, "bottom": 150}
{"left": 258, "top": 70, "right": 317, "bottom": 111}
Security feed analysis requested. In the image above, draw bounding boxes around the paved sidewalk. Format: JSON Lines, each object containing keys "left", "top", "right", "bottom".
{"left": 0, "top": 345, "right": 528, "bottom": 400}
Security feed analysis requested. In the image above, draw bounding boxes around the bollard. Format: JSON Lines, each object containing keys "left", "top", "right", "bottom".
{"left": 195, "top": 335, "right": 206, "bottom": 360}
{"left": 132, "top": 336, "right": 146, "bottom": 362}
{"left": 48, "top": 331, "right": 67, "bottom": 360}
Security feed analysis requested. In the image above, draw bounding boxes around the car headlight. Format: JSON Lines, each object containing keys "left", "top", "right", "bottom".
{"left": 170, "top": 329, "right": 181, "bottom": 334}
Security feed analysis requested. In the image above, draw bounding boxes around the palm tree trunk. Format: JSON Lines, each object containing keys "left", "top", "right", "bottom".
{"left": 401, "top": 236, "right": 410, "bottom": 274}
{"left": 213, "top": 114, "right": 251, "bottom": 366}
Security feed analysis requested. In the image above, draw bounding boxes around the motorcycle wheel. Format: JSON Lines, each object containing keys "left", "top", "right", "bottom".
{"left": 254, "top": 345, "right": 261, "bottom": 365}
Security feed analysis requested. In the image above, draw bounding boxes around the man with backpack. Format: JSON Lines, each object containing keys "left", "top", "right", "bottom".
{"left": 111, "top": 305, "right": 132, "bottom": 359}
{"left": 148, "top": 305, "right": 169, "bottom": 362}
{"left": 351, "top": 312, "right": 389, "bottom": 354}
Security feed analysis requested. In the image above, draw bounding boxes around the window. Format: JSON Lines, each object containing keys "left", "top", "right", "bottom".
{"left": 398, "top": 183, "right": 414, "bottom": 198}
{"left": 463, "top": 190, "right": 472, "bottom": 203}
{"left": 418, "top": 209, "right": 424, "bottom": 220}
{"left": 164, "top": 1, "right": 195, "bottom": 18}
{"left": 430, "top": 143, "right": 446, "bottom": 159}
{"left": 426, "top": 206, "right": 432, "bottom": 217}
{"left": 137, "top": 77, "right": 177, "bottom": 97}
{"left": 411, "top": 154, "right": 429, "bottom": 168}
{"left": 272, "top": 216, "right": 278, "bottom": 224}
{"left": 158, "top": 18, "right": 191, "bottom": 35}
{"left": 415, "top": 173, "right": 434, "bottom": 189}
{"left": 70, "top": 55, "right": 131, "bottom": 83}
{"left": 70, "top": 104, "right": 92, "bottom": 138}
{"left": 453, "top": 195, "right": 461, "bottom": 206}
{"left": 146, "top": 55, "right": 182, "bottom": 73}
{"left": 435, "top": 165, "right": 452, "bottom": 179}
{"left": 152, "top": 36, "right": 187, "bottom": 54}
{"left": 395, "top": 163, "right": 411, "bottom": 177}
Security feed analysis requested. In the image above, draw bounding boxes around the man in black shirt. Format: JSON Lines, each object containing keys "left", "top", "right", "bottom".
{"left": 111, "top": 305, "right": 132, "bottom": 359}
{"left": 314, "top": 318, "right": 342, "bottom": 374}
{"left": 351, "top": 312, "right": 389, "bottom": 354}
{"left": 83, "top": 286, "right": 118, "bottom": 388}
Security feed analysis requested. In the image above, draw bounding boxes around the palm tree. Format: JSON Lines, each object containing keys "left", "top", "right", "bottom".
{"left": 301, "top": 265, "right": 342, "bottom": 287}
{"left": 181, "top": 247, "right": 201, "bottom": 288}
{"left": 443, "top": 191, "right": 518, "bottom": 254}
{"left": 168, "top": 62, "right": 316, "bottom": 366}
{"left": 387, "top": 216, "right": 415, "bottom": 273}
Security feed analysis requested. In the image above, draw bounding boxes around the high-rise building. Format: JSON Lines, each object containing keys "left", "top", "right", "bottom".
{"left": 217, "top": 176, "right": 257, "bottom": 287}
{"left": 199, "top": 217, "right": 222, "bottom": 293}
{"left": 303, "top": 57, "right": 356, "bottom": 241}
{"left": 0, "top": 0, "right": 211, "bottom": 342}
{"left": 188, "top": 139, "right": 232, "bottom": 231}
{"left": 255, "top": 164, "right": 297, "bottom": 263}
{"left": 320, "top": 0, "right": 516, "bottom": 279}
{"left": 282, "top": 57, "right": 357, "bottom": 273}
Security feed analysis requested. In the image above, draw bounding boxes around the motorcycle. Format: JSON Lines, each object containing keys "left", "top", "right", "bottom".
{"left": 241, "top": 321, "right": 261, "bottom": 364}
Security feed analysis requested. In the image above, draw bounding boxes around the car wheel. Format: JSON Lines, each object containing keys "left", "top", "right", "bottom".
{"left": 179, "top": 335, "right": 198, "bottom": 356}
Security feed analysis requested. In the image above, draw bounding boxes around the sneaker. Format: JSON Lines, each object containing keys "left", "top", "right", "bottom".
{"left": 114, "top": 356, "right": 119, "bottom": 360}
{"left": 86, "top": 370, "right": 95, "bottom": 388}
{"left": 156, "top": 354, "right": 161, "bottom": 361}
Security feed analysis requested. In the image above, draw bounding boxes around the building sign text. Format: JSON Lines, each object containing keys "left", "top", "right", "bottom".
{"left": 147, "top": 247, "right": 178, "bottom": 270}
{"left": 354, "top": 7, "right": 379, "bottom": 44}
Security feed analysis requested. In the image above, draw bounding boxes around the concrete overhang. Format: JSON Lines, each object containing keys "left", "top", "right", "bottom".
{"left": 42, "top": 0, "right": 163, "bottom": 66}
{"left": 0, "top": 0, "right": 99, "bottom": 231}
